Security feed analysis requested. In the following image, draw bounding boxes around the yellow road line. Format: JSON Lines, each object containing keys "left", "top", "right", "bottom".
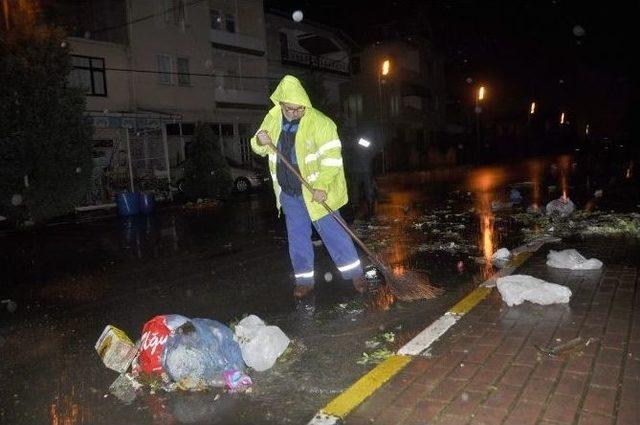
{"left": 322, "top": 355, "right": 412, "bottom": 419}
{"left": 448, "top": 285, "right": 492, "bottom": 315}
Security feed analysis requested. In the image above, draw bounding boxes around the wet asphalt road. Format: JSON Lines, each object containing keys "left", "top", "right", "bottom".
{"left": 0, "top": 155, "right": 617, "bottom": 424}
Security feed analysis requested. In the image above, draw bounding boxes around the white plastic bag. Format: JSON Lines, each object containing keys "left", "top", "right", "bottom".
{"left": 234, "top": 315, "right": 290, "bottom": 372}
{"left": 546, "top": 249, "right": 603, "bottom": 270}
{"left": 496, "top": 274, "right": 572, "bottom": 306}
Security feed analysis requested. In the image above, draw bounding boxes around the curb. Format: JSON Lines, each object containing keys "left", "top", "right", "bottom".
{"left": 307, "top": 237, "right": 556, "bottom": 425}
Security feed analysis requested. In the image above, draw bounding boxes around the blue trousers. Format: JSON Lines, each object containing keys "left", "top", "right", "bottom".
{"left": 280, "top": 192, "right": 363, "bottom": 285}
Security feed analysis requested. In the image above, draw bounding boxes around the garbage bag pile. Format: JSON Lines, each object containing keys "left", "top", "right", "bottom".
{"left": 96, "top": 314, "right": 290, "bottom": 403}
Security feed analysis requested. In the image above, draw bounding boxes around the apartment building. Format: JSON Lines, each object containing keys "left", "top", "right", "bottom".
{"left": 45, "top": 0, "right": 269, "bottom": 204}
{"left": 340, "top": 38, "right": 446, "bottom": 171}
{"left": 265, "top": 10, "right": 354, "bottom": 121}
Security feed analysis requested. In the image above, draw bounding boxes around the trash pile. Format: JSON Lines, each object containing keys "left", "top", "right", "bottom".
{"left": 96, "top": 314, "right": 290, "bottom": 403}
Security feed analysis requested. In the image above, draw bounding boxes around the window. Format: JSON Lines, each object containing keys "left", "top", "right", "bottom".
{"left": 210, "top": 9, "right": 222, "bottom": 29}
{"left": 177, "top": 57, "right": 190, "bottom": 86}
{"left": 69, "top": 55, "right": 106, "bottom": 96}
{"left": 156, "top": 54, "right": 172, "bottom": 84}
{"left": 225, "top": 14, "right": 236, "bottom": 33}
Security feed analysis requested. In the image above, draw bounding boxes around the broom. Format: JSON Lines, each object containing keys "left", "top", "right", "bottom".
{"left": 265, "top": 140, "right": 442, "bottom": 301}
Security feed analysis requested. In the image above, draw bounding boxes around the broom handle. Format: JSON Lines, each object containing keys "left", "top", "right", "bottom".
{"left": 266, "top": 141, "right": 386, "bottom": 271}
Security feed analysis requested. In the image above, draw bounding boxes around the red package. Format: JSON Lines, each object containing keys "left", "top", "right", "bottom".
{"left": 135, "top": 315, "right": 171, "bottom": 375}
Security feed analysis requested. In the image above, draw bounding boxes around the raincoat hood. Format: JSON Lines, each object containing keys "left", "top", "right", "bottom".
{"left": 269, "top": 75, "right": 313, "bottom": 109}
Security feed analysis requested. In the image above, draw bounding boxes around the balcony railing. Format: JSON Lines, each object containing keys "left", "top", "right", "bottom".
{"left": 281, "top": 49, "right": 350, "bottom": 75}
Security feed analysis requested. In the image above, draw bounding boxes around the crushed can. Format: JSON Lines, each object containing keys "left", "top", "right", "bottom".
{"left": 95, "top": 325, "right": 138, "bottom": 374}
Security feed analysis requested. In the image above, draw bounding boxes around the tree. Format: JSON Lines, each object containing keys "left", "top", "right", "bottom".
{"left": 0, "top": 1, "right": 93, "bottom": 223}
{"left": 182, "top": 123, "right": 232, "bottom": 200}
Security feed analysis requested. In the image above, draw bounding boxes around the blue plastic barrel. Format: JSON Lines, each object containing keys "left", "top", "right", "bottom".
{"left": 139, "top": 191, "right": 155, "bottom": 214}
{"left": 116, "top": 191, "right": 140, "bottom": 217}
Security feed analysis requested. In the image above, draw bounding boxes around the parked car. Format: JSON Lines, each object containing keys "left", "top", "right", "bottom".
{"left": 228, "top": 163, "right": 270, "bottom": 192}
{"left": 170, "top": 158, "right": 270, "bottom": 194}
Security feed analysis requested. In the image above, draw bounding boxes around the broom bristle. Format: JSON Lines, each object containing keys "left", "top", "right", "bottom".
{"left": 382, "top": 270, "right": 443, "bottom": 301}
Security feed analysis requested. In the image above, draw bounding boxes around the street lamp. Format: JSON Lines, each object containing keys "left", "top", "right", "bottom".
{"left": 378, "top": 58, "right": 391, "bottom": 173}
{"left": 529, "top": 101, "right": 536, "bottom": 115}
{"left": 560, "top": 112, "right": 565, "bottom": 125}
{"left": 475, "top": 86, "right": 485, "bottom": 162}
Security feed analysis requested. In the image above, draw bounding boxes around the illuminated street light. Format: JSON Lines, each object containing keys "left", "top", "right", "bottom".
{"left": 530, "top": 102, "right": 536, "bottom": 115}
{"left": 560, "top": 112, "right": 565, "bottom": 125}
{"left": 585, "top": 124, "right": 590, "bottom": 136}
{"left": 381, "top": 59, "right": 390, "bottom": 76}
{"left": 478, "top": 86, "right": 485, "bottom": 101}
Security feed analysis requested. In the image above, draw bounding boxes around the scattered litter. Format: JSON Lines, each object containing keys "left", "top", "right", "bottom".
{"left": 357, "top": 348, "right": 393, "bottom": 365}
{"left": 1, "top": 299, "right": 17, "bottom": 313}
{"left": 496, "top": 275, "right": 572, "bottom": 306}
{"left": 491, "top": 248, "right": 511, "bottom": 268}
{"left": 509, "top": 189, "right": 523, "bottom": 204}
{"left": 95, "top": 325, "right": 138, "bottom": 374}
{"left": 546, "top": 197, "right": 575, "bottom": 218}
{"left": 312, "top": 239, "right": 323, "bottom": 247}
{"left": 222, "top": 369, "right": 253, "bottom": 392}
{"left": 109, "top": 373, "right": 141, "bottom": 404}
{"left": 535, "top": 337, "right": 598, "bottom": 358}
{"left": 546, "top": 249, "right": 603, "bottom": 270}
{"left": 234, "top": 315, "right": 290, "bottom": 372}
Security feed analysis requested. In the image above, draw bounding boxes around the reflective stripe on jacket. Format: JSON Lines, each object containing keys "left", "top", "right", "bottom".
{"left": 250, "top": 75, "right": 348, "bottom": 221}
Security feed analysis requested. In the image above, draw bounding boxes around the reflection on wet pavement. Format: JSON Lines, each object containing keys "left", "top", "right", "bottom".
{"left": 1, "top": 155, "right": 611, "bottom": 424}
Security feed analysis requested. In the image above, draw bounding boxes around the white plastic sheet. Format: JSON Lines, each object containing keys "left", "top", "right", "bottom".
{"left": 546, "top": 249, "right": 603, "bottom": 270}
{"left": 234, "top": 315, "right": 290, "bottom": 372}
{"left": 496, "top": 274, "right": 572, "bottom": 306}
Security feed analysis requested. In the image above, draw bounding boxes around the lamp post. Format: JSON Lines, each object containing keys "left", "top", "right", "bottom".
{"left": 475, "top": 86, "right": 485, "bottom": 163}
{"left": 378, "top": 59, "right": 390, "bottom": 173}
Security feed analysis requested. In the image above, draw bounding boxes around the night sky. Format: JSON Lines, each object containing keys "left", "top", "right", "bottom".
{"left": 266, "top": 0, "right": 635, "bottom": 138}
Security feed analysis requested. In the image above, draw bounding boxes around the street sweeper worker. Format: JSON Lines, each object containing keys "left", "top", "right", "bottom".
{"left": 251, "top": 75, "right": 367, "bottom": 298}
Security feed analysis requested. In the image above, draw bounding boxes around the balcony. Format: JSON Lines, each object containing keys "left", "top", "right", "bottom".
{"left": 281, "top": 49, "right": 350, "bottom": 76}
{"left": 210, "top": 29, "right": 265, "bottom": 55}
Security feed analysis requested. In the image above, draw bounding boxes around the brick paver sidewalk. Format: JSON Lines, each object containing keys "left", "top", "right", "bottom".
{"left": 346, "top": 239, "right": 640, "bottom": 425}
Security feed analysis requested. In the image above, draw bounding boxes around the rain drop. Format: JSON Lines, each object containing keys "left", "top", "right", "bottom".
{"left": 11, "top": 194, "right": 22, "bottom": 206}
{"left": 292, "top": 10, "right": 304, "bottom": 22}
{"left": 324, "top": 272, "right": 333, "bottom": 282}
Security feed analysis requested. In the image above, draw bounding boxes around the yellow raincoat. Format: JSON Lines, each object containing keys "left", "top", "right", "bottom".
{"left": 251, "top": 75, "right": 348, "bottom": 221}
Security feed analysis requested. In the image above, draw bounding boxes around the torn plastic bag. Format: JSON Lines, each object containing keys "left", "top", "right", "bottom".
{"left": 496, "top": 274, "right": 572, "bottom": 307}
{"left": 234, "top": 315, "right": 290, "bottom": 372}
{"left": 546, "top": 197, "right": 575, "bottom": 218}
{"left": 163, "top": 318, "right": 246, "bottom": 390}
{"left": 546, "top": 249, "right": 603, "bottom": 270}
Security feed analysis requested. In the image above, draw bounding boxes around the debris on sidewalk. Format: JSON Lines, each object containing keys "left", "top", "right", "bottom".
{"left": 546, "top": 196, "right": 575, "bottom": 218}
{"left": 535, "top": 336, "right": 599, "bottom": 358}
{"left": 496, "top": 275, "right": 572, "bottom": 306}
{"left": 546, "top": 249, "right": 603, "bottom": 270}
{"left": 491, "top": 248, "right": 511, "bottom": 267}
{"left": 234, "top": 315, "right": 290, "bottom": 372}
{"left": 95, "top": 325, "right": 138, "bottom": 374}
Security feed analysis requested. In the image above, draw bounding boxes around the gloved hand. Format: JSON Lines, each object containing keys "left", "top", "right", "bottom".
{"left": 256, "top": 130, "right": 272, "bottom": 146}
{"left": 311, "top": 189, "right": 327, "bottom": 203}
